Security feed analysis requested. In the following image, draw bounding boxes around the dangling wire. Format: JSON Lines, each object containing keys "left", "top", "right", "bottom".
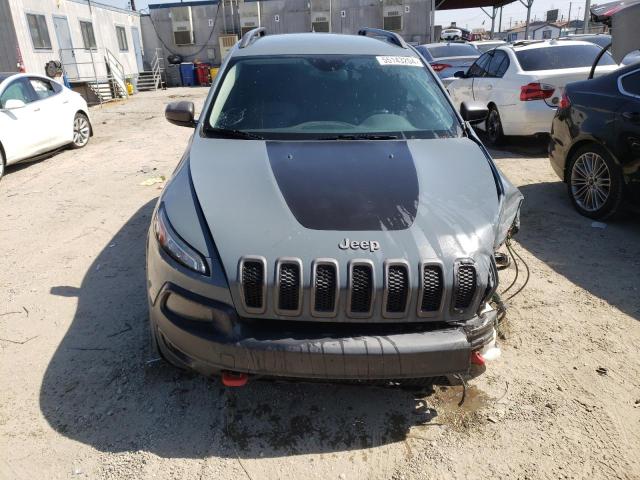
{"left": 503, "top": 240, "right": 530, "bottom": 302}
{"left": 501, "top": 238, "right": 519, "bottom": 295}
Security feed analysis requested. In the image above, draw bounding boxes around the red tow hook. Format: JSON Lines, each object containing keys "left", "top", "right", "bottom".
{"left": 470, "top": 350, "right": 486, "bottom": 366}
{"left": 221, "top": 371, "right": 249, "bottom": 387}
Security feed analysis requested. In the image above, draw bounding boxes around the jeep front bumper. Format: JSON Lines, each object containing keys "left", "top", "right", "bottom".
{"left": 150, "top": 283, "right": 496, "bottom": 380}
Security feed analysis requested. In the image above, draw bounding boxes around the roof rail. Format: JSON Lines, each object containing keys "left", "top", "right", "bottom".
{"left": 357, "top": 28, "right": 407, "bottom": 49}
{"left": 510, "top": 39, "right": 545, "bottom": 47}
{"left": 239, "top": 27, "right": 266, "bottom": 49}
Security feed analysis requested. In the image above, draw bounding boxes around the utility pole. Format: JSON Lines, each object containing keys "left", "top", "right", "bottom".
{"left": 567, "top": 2, "right": 572, "bottom": 34}
{"left": 480, "top": 6, "right": 498, "bottom": 39}
{"left": 583, "top": 0, "right": 591, "bottom": 33}
{"left": 498, "top": 7, "right": 503, "bottom": 35}
{"left": 519, "top": 0, "right": 534, "bottom": 40}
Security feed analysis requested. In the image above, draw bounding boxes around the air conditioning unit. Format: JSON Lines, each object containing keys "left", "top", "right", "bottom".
{"left": 219, "top": 34, "right": 238, "bottom": 60}
{"left": 240, "top": 20, "right": 258, "bottom": 37}
{"left": 383, "top": 0, "right": 403, "bottom": 32}
{"left": 170, "top": 6, "right": 195, "bottom": 45}
{"left": 383, "top": 10, "right": 402, "bottom": 31}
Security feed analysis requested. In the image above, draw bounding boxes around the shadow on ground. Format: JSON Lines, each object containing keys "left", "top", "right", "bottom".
{"left": 40, "top": 200, "right": 456, "bottom": 459}
{"left": 515, "top": 180, "right": 640, "bottom": 321}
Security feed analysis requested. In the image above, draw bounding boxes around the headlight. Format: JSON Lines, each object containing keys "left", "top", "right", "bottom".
{"left": 154, "top": 204, "right": 208, "bottom": 275}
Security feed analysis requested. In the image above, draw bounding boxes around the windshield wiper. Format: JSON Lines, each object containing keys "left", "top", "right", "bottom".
{"left": 319, "top": 134, "right": 399, "bottom": 140}
{"left": 206, "top": 127, "right": 265, "bottom": 140}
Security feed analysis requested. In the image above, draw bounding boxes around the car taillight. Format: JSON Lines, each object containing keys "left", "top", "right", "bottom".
{"left": 431, "top": 63, "right": 452, "bottom": 72}
{"left": 520, "top": 82, "right": 555, "bottom": 101}
{"left": 559, "top": 91, "right": 571, "bottom": 109}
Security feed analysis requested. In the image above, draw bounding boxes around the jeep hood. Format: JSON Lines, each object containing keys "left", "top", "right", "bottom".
{"left": 188, "top": 137, "right": 522, "bottom": 316}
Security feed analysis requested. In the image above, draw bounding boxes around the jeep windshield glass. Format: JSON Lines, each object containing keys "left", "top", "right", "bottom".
{"left": 204, "top": 55, "right": 462, "bottom": 140}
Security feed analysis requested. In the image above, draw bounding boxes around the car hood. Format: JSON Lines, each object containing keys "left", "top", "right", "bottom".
{"left": 189, "top": 137, "right": 522, "bottom": 319}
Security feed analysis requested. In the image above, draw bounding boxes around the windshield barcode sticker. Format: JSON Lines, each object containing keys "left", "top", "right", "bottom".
{"left": 376, "top": 56, "right": 423, "bottom": 67}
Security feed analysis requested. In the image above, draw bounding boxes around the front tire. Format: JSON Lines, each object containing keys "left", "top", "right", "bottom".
{"left": 567, "top": 144, "right": 623, "bottom": 220}
{"left": 71, "top": 112, "right": 91, "bottom": 149}
{"left": 485, "top": 106, "right": 504, "bottom": 146}
{"left": 0, "top": 147, "right": 5, "bottom": 182}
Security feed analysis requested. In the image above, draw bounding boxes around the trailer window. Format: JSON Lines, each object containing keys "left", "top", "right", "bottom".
{"left": 80, "top": 21, "right": 97, "bottom": 50}
{"left": 26, "top": 14, "right": 52, "bottom": 50}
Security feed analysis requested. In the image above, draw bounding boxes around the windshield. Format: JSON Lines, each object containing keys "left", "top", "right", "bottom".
{"left": 515, "top": 44, "right": 617, "bottom": 70}
{"left": 427, "top": 44, "right": 479, "bottom": 58}
{"left": 205, "top": 55, "right": 462, "bottom": 140}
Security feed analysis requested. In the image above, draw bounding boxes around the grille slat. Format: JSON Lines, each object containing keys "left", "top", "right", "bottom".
{"left": 241, "top": 259, "right": 265, "bottom": 312}
{"left": 350, "top": 263, "right": 374, "bottom": 315}
{"left": 454, "top": 264, "right": 477, "bottom": 310}
{"left": 385, "top": 263, "right": 409, "bottom": 314}
{"left": 421, "top": 265, "right": 443, "bottom": 313}
{"left": 277, "top": 261, "right": 302, "bottom": 313}
{"left": 313, "top": 263, "right": 337, "bottom": 314}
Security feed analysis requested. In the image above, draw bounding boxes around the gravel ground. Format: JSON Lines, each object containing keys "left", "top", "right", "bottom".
{"left": 1, "top": 88, "right": 639, "bottom": 480}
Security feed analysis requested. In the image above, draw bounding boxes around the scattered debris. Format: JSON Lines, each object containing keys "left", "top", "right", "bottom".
{"left": 596, "top": 366, "right": 608, "bottom": 376}
{"left": 591, "top": 221, "right": 607, "bottom": 229}
{"left": 139, "top": 176, "right": 166, "bottom": 186}
{"left": 107, "top": 323, "right": 132, "bottom": 338}
{"left": 0, "top": 310, "right": 22, "bottom": 317}
{"left": 0, "top": 335, "right": 39, "bottom": 345}
{"left": 487, "top": 416, "right": 498, "bottom": 424}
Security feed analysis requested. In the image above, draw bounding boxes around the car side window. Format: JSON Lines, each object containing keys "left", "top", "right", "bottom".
{"left": 486, "top": 51, "right": 509, "bottom": 78}
{"left": 0, "top": 78, "right": 35, "bottom": 108}
{"left": 620, "top": 70, "right": 640, "bottom": 97}
{"left": 29, "top": 78, "right": 57, "bottom": 100}
{"left": 467, "top": 53, "right": 492, "bottom": 78}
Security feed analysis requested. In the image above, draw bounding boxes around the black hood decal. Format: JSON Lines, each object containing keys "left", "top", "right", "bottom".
{"left": 267, "top": 141, "right": 418, "bottom": 231}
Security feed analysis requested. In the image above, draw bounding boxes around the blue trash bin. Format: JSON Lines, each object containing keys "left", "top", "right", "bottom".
{"left": 179, "top": 62, "right": 195, "bottom": 87}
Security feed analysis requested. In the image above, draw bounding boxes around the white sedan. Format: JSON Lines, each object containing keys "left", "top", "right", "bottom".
{"left": 0, "top": 73, "right": 92, "bottom": 180}
{"left": 447, "top": 40, "right": 619, "bottom": 145}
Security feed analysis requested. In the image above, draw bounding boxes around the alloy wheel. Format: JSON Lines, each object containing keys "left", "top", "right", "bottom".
{"left": 570, "top": 151, "right": 611, "bottom": 212}
{"left": 487, "top": 110, "right": 501, "bottom": 142}
{"left": 73, "top": 116, "right": 90, "bottom": 147}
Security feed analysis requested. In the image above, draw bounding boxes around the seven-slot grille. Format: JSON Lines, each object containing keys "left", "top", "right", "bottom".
{"left": 276, "top": 260, "right": 302, "bottom": 315}
{"left": 454, "top": 263, "right": 477, "bottom": 311}
{"left": 384, "top": 262, "right": 410, "bottom": 315}
{"left": 420, "top": 264, "right": 443, "bottom": 313}
{"left": 349, "top": 262, "right": 374, "bottom": 316}
{"left": 238, "top": 258, "right": 479, "bottom": 318}
{"left": 240, "top": 258, "right": 266, "bottom": 313}
{"left": 312, "top": 261, "right": 338, "bottom": 315}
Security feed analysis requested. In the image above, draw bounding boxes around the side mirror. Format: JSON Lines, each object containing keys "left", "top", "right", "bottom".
{"left": 460, "top": 101, "right": 488, "bottom": 124}
{"left": 4, "top": 99, "right": 26, "bottom": 109}
{"left": 165, "top": 101, "right": 196, "bottom": 128}
{"left": 454, "top": 70, "right": 466, "bottom": 78}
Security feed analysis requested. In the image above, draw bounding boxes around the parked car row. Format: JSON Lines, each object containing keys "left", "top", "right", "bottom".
{"left": 447, "top": 40, "right": 619, "bottom": 144}
{"left": 437, "top": 38, "right": 638, "bottom": 219}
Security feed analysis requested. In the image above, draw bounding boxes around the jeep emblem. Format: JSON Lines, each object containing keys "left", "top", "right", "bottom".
{"left": 338, "top": 238, "right": 380, "bottom": 252}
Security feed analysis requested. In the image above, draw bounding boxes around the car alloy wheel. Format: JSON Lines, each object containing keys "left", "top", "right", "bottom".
{"left": 72, "top": 114, "right": 90, "bottom": 148}
{"left": 486, "top": 108, "right": 503, "bottom": 145}
{"left": 570, "top": 151, "right": 611, "bottom": 213}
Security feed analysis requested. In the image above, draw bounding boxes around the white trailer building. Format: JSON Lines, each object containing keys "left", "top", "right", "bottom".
{"left": 0, "top": 0, "right": 145, "bottom": 103}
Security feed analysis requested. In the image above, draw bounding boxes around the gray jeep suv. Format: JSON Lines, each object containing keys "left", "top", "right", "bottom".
{"left": 147, "top": 28, "right": 523, "bottom": 385}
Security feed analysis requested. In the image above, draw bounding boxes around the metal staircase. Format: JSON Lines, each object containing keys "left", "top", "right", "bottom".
{"left": 59, "top": 47, "right": 129, "bottom": 105}
{"left": 137, "top": 49, "right": 165, "bottom": 92}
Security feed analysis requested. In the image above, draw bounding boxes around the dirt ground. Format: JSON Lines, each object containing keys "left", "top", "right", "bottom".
{"left": 1, "top": 88, "right": 639, "bottom": 480}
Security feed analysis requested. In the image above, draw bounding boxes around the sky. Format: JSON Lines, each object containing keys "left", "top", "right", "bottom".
{"left": 101, "top": 0, "right": 584, "bottom": 31}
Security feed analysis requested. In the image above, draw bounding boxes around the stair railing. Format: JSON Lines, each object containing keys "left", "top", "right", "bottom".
{"left": 151, "top": 48, "right": 164, "bottom": 91}
{"left": 105, "top": 48, "right": 129, "bottom": 99}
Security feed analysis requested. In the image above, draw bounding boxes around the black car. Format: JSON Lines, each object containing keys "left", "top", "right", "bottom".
{"left": 549, "top": 63, "right": 640, "bottom": 219}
